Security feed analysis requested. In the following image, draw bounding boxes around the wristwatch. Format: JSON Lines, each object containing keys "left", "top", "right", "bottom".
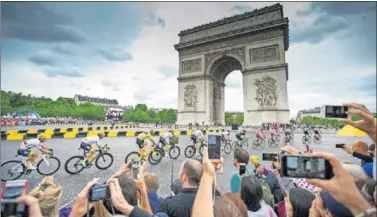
{"left": 355, "top": 208, "right": 377, "bottom": 217}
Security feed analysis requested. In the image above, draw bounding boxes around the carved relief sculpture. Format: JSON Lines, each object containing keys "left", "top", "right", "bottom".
{"left": 250, "top": 45, "right": 279, "bottom": 62}
{"left": 182, "top": 59, "right": 202, "bottom": 73}
{"left": 254, "top": 76, "right": 278, "bottom": 107}
{"left": 184, "top": 85, "right": 198, "bottom": 109}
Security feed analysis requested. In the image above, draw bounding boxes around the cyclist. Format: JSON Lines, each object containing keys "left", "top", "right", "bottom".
{"left": 256, "top": 128, "right": 265, "bottom": 143}
{"left": 159, "top": 129, "right": 175, "bottom": 158}
{"left": 191, "top": 128, "right": 204, "bottom": 157}
{"left": 80, "top": 132, "right": 105, "bottom": 167}
{"left": 235, "top": 129, "right": 247, "bottom": 144}
{"left": 221, "top": 130, "right": 231, "bottom": 151}
{"left": 270, "top": 127, "right": 278, "bottom": 138}
{"left": 18, "top": 133, "right": 51, "bottom": 170}
{"left": 136, "top": 129, "right": 157, "bottom": 158}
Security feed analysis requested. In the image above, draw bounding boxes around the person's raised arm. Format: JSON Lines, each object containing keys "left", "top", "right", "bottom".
{"left": 136, "top": 177, "right": 153, "bottom": 215}
{"left": 352, "top": 151, "right": 374, "bottom": 162}
{"left": 69, "top": 178, "right": 100, "bottom": 217}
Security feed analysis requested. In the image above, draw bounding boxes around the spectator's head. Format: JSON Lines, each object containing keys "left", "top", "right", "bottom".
{"left": 320, "top": 192, "right": 353, "bottom": 217}
{"left": 240, "top": 176, "right": 263, "bottom": 212}
{"left": 28, "top": 176, "right": 62, "bottom": 217}
{"left": 223, "top": 193, "right": 248, "bottom": 217}
{"left": 351, "top": 140, "right": 369, "bottom": 155}
{"left": 213, "top": 197, "right": 243, "bottom": 217}
{"left": 233, "top": 148, "right": 249, "bottom": 169}
{"left": 362, "top": 179, "right": 376, "bottom": 205}
{"left": 342, "top": 163, "right": 368, "bottom": 189}
{"left": 116, "top": 172, "right": 138, "bottom": 206}
{"left": 144, "top": 173, "right": 160, "bottom": 193}
{"left": 285, "top": 188, "right": 315, "bottom": 217}
{"left": 178, "top": 159, "right": 202, "bottom": 188}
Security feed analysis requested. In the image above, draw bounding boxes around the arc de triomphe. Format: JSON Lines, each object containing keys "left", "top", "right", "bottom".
{"left": 175, "top": 4, "right": 290, "bottom": 126}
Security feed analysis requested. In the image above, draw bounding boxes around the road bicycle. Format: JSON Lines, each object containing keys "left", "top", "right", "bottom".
{"left": 224, "top": 136, "right": 250, "bottom": 153}
{"left": 284, "top": 134, "right": 294, "bottom": 145}
{"left": 313, "top": 133, "right": 322, "bottom": 144}
{"left": 125, "top": 144, "right": 164, "bottom": 165}
{"left": 268, "top": 134, "right": 280, "bottom": 147}
{"left": 223, "top": 139, "right": 232, "bottom": 155}
{"left": 65, "top": 144, "right": 113, "bottom": 175}
{"left": 1, "top": 149, "right": 61, "bottom": 181}
{"left": 184, "top": 139, "right": 207, "bottom": 158}
{"left": 252, "top": 136, "right": 266, "bottom": 149}
{"left": 301, "top": 134, "right": 312, "bottom": 144}
{"left": 157, "top": 137, "right": 181, "bottom": 159}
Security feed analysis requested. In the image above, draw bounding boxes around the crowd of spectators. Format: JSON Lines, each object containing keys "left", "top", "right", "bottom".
{"left": 9, "top": 103, "right": 377, "bottom": 217}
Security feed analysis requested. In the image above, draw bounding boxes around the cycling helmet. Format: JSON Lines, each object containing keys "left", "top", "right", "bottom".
{"left": 200, "top": 128, "right": 205, "bottom": 132}
{"left": 169, "top": 129, "right": 175, "bottom": 133}
{"left": 98, "top": 132, "right": 105, "bottom": 137}
{"left": 38, "top": 133, "right": 48, "bottom": 140}
{"left": 149, "top": 129, "right": 155, "bottom": 135}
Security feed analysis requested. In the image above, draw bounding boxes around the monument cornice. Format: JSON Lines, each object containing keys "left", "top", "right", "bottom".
{"left": 177, "top": 74, "right": 225, "bottom": 86}
{"left": 175, "top": 19, "right": 289, "bottom": 51}
{"left": 242, "top": 63, "right": 289, "bottom": 81}
{"left": 178, "top": 3, "right": 283, "bottom": 36}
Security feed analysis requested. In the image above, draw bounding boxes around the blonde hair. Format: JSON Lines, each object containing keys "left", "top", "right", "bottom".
{"left": 29, "top": 176, "right": 62, "bottom": 217}
{"left": 93, "top": 200, "right": 111, "bottom": 217}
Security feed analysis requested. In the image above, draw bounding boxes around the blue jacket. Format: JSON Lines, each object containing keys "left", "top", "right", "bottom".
{"left": 148, "top": 192, "right": 162, "bottom": 214}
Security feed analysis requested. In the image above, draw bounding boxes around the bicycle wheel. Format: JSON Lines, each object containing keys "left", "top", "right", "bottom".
{"left": 260, "top": 139, "right": 266, "bottom": 148}
{"left": 224, "top": 144, "right": 232, "bottom": 154}
{"left": 125, "top": 151, "right": 139, "bottom": 164}
{"left": 184, "top": 145, "right": 195, "bottom": 158}
{"left": 268, "top": 138, "right": 274, "bottom": 147}
{"left": 95, "top": 153, "right": 114, "bottom": 170}
{"left": 252, "top": 140, "right": 259, "bottom": 149}
{"left": 275, "top": 136, "right": 280, "bottom": 145}
{"left": 37, "top": 157, "right": 61, "bottom": 176}
{"left": 0, "top": 160, "right": 25, "bottom": 181}
{"left": 301, "top": 136, "right": 307, "bottom": 143}
{"left": 168, "top": 146, "right": 180, "bottom": 159}
{"left": 64, "top": 156, "right": 85, "bottom": 175}
{"left": 148, "top": 149, "right": 163, "bottom": 165}
{"left": 231, "top": 141, "right": 239, "bottom": 148}
{"left": 242, "top": 141, "right": 249, "bottom": 149}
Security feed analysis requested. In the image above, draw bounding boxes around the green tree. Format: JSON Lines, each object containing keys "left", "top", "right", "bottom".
{"left": 135, "top": 104, "right": 148, "bottom": 112}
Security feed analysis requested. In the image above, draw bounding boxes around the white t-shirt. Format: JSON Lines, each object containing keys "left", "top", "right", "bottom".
{"left": 21, "top": 139, "right": 43, "bottom": 149}
{"left": 162, "top": 132, "right": 173, "bottom": 144}
{"left": 194, "top": 130, "right": 204, "bottom": 139}
{"left": 82, "top": 136, "right": 100, "bottom": 146}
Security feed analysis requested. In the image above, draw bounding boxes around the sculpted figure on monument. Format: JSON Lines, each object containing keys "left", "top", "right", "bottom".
{"left": 254, "top": 76, "right": 278, "bottom": 107}
{"left": 184, "top": 85, "right": 198, "bottom": 109}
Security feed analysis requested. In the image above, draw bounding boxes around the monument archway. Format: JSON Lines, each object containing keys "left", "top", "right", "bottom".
{"left": 175, "top": 4, "right": 290, "bottom": 126}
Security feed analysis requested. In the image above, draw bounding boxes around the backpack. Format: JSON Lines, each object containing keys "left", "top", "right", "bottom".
{"left": 254, "top": 175, "right": 275, "bottom": 208}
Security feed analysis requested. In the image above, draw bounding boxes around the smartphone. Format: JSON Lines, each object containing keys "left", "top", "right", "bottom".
{"left": 280, "top": 155, "right": 333, "bottom": 179}
{"left": 132, "top": 164, "right": 139, "bottom": 180}
{"left": 88, "top": 184, "right": 108, "bottom": 202}
{"left": 208, "top": 134, "right": 221, "bottom": 160}
{"left": 336, "top": 144, "right": 345, "bottom": 148}
{"left": 325, "top": 106, "right": 348, "bottom": 119}
{"left": 1, "top": 180, "right": 28, "bottom": 217}
{"left": 239, "top": 163, "right": 246, "bottom": 176}
{"left": 262, "top": 153, "right": 278, "bottom": 161}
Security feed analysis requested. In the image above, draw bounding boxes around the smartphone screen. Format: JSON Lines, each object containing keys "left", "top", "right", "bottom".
{"left": 239, "top": 163, "right": 246, "bottom": 176}
{"left": 1, "top": 180, "right": 27, "bottom": 201}
{"left": 325, "top": 106, "right": 348, "bottom": 119}
{"left": 208, "top": 135, "right": 221, "bottom": 160}
{"left": 262, "top": 153, "right": 278, "bottom": 161}
{"left": 335, "top": 144, "right": 345, "bottom": 148}
{"left": 281, "top": 155, "right": 333, "bottom": 179}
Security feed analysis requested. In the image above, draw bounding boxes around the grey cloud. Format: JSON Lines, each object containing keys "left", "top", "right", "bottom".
{"left": 97, "top": 47, "right": 132, "bottom": 62}
{"left": 145, "top": 13, "right": 166, "bottom": 28}
{"left": 230, "top": 5, "right": 252, "bottom": 13}
{"left": 101, "top": 79, "right": 122, "bottom": 92}
{"left": 2, "top": 2, "right": 85, "bottom": 43}
{"left": 352, "top": 73, "right": 376, "bottom": 97}
{"left": 29, "top": 54, "right": 58, "bottom": 66}
{"left": 44, "top": 69, "right": 84, "bottom": 78}
{"left": 133, "top": 92, "right": 150, "bottom": 102}
{"left": 52, "top": 45, "right": 77, "bottom": 56}
{"left": 158, "top": 66, "right": 177, "bottom": 78}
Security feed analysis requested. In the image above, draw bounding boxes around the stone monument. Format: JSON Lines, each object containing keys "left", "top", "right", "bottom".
{"left": 175, "top": 3, "right": 290, "bottom": 126}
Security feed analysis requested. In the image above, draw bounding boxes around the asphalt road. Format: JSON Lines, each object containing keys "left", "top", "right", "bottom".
{"left": 0, "top": 132, "right": 372, "bottom": 209}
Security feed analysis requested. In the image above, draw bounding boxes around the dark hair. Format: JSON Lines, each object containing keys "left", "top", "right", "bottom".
{"left": 234, "top": 148, "right": 249, "bottom": 165}
{"left": 369, "top": 143, "right": 375, "bottom": 151}
{"left": 182, "top": 159, "right": 203, "bottom": 186}
{"left": 224, "top": 193, "right": 248, "bottom": 217}
{"left": 214, "top": 197, "right": 243, "bottom": 217}
{"left": 240, "top": 176, "right": 263, "bottom": 212}
{"left": 288, "top": 188, "right": 315, "bottom": 217}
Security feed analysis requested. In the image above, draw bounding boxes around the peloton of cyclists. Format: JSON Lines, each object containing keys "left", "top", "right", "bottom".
{"left": 80, "top": 132, "right": 105, "bottom": 167}
{"left": 136, "top": 129, "right": 157, "bottom": 158}
{"left": 191, "top": 128, "right": 204, "bottom": 157}
{"left": 159, "top": 129, "right": 175, "bottom": 158}
{"left": 18, "top": 134, "right": 51, "bottom": 170}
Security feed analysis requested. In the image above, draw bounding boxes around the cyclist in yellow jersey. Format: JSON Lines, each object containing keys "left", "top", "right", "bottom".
{"left": 136, "top": 129, "right": 157, "bottom": 158}
{"left": 18, "top": 133, "right": 51, "bottom": 170}
{"left": 80, "top": 132, "right": 105, "bottom": 167}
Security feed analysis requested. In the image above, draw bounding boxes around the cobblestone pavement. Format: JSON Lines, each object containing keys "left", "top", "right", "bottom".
{"left": 0, "top": 131, "right": 372, "bottom": 208}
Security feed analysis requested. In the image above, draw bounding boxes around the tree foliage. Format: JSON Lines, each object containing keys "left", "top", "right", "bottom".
{"left": 299, "top": 116, "right": 344, "bottom": 127}
{"left": 123, "top": 104, "right": 177, "bottom": 123}
{"left": 225, "top": 112, "right": 244, "bottom": 125}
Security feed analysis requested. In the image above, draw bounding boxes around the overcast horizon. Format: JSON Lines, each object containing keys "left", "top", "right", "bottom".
{"left": 2, "top": 2, "right": 376, "bottom": 118}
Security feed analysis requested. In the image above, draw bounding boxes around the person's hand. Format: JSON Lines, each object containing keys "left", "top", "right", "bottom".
{"left": 107, "top": 177, "right": 134, "bottom": 216}
{"left": 343, "top": 103, "right": 376, "bottom": 142}
{"left": 136, "top": 177, "right": 147, "bottom": 194}
{"left": 272, "top": 169, "right": 281, "bottom": 179}
{"left": 341, "top": 145, "right": 353, "bottom": 154}
{"left": 281, "top": 146, "right": 298, "bottom": 155}
{"left": 202, "top": 147, "right": 216, "bottom": 178}
{"left": 113, "top": 161, "right": 132, "bottom": 177}
{"left": 16, "top": 196, "right": 43, "bottom": 217}
{"left": 69, "top": 178, "right": 100, "bottom": 217}
{"left": 309, "top": 200, "right": 320, "bottom": 217}
{"left": 306, "top": 152, "right": 372, "bottom": 215}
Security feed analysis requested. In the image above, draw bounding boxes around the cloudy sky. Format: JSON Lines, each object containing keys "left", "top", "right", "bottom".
{"left": 1, "top": 2, "right": 376, "bottom": 117}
